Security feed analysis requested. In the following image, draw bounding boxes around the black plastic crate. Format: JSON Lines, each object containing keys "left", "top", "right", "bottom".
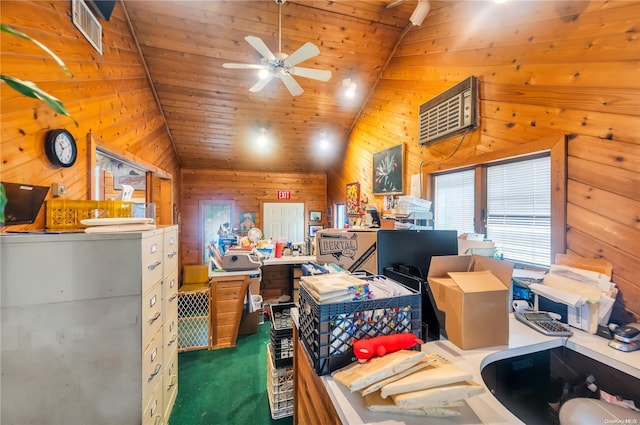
{"left": 269, "top": 302, "right": 295, "bottom": 334}
{"left": 298, "top": 276, "right": 421, "bottom": 376}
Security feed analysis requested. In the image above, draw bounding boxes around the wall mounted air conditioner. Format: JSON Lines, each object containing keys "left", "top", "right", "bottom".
{"left": 418, "top": 76, "right": 479, "bottom": 146}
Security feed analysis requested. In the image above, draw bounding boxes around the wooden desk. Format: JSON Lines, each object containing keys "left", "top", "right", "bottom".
{"left": 210, "top": 274, "right": 249, "bottom": 349}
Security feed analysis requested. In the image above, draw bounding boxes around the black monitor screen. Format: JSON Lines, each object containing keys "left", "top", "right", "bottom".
{"left": 1, "top": 182, "right": 49, "bottom": 225}
{"left": 376, "top": 229, "right": 458, "bottom": 279}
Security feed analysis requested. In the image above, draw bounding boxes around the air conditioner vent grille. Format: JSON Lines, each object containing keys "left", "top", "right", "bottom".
{"left": 72, "top": 0, "right": 103, "bottom": 55}
{"left": 418, "top": 76, "right": 478, "bottom": 146}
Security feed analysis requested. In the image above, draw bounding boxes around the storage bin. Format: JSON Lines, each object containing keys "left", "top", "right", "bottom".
{"left": 46, "top": 200, "right": 133, "bottom": 229}
{"left": 298, "top": 276, "right": 421, "bottom": 375}
{"left": 266, "top": 343, "right": 294, "bottom": 420}
{"left": 269, "top": 302, "right": 295, "bottom": 368}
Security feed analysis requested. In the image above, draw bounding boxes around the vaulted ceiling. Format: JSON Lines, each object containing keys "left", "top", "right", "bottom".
{"left": 123, "top": 0, "right": 439, "bottom": 172}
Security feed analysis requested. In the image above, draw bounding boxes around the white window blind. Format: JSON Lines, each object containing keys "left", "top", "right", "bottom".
{"left": 434, "top": 169, "right": 475, "bottom": 236}
{"left": 486, "top": 156, "right": 551, "bottom": 267}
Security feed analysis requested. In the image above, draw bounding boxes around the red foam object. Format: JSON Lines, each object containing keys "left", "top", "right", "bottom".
{"left": 352, "top": 333, "right": 423, "bottom": 361}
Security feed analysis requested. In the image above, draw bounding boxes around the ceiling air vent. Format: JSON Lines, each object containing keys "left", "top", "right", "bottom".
{"left": 72, "top": 0, "right": 103, "bottom": 55}
{"left": 418, "top": 76, "right": 478, "bottom": 146}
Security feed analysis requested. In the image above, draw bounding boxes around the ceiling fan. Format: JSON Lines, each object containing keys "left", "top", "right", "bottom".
{"left": 222, "top": 0, "right": 332, "bottom": 96}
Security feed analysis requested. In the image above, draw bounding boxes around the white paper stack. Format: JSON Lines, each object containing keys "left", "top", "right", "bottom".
{"left": 332, "top": 350, "right": 483, "bottom": 417}
{"left": 529, "top": 254, "right": 617, "bottom": 334}
{"left": 81, "top": 217, "right": 156, "bottom": 233}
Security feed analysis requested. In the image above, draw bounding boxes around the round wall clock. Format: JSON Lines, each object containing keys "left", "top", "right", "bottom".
{"left": 44, "top": 129, "right": 77, "bottom": 168}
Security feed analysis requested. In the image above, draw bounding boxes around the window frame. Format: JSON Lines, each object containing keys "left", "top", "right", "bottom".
{"left": 427, "top": 136, "right": 567, "bottom": 268}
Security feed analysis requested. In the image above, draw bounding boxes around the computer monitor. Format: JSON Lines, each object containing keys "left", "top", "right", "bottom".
{"left": 1, "top": 182, "right": 49, "bottom": 226}
{"left": 376, "top": 229, "right": 458, "bottom": 279}
{"left": 377, "top": 229, "right": 458, "bottom": 341}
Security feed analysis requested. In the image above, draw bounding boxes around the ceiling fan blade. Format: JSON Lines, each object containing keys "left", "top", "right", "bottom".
{"left": 281, "top": 73, "right": 303, "bottom": 96}
{"left": 284, "top": 42, "right": 320, "bottom": 67}
{"left": 244, "top": 36, "right": 275, "bottom": 61}
{"left": 222, "top": 63, "right": 264, "bottom": 70}
{"left": 249, "top": 73, "right": 274, "bottom": 93}
{"left": 290, "top": 67, "right": 332, "bottom": 82}
{"left": 387, "top": 0, "right": 406, "bottom": 8}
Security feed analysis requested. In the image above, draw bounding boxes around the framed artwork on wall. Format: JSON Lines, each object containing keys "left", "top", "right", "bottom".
{"left": 309, "top": 210, "right": 322, "bottom": 221}
{"left": 346, "top": 182, "right": 360, "bottom": 216}
{"left": 373, "top": 143, "right": 404, "bottom": 196}
{"left": 309, "top": 225, "right": 323, "bottom": 237}
{"left": 239, "top": 212, "right": 256, "bottom": 232}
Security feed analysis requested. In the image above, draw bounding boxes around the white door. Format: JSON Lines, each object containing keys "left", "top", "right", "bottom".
{"left": 263, "top": 202, "right": 305, "bottom": 243}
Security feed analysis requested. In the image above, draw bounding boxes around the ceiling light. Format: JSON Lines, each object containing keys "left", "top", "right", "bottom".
{"left": 258, "top": 68, "right": 270, "bottom": 79}
{"left": 257, "top": 127, "right": 267, "bottom": 145}
{"left": 410, "top": 0, "right": 431, "bottom": 26}
{"left": 320, "top": 132, "right": 329, "bottom": 150}
{"left": 343, "top": 78, "right": 357, "bottom": 98}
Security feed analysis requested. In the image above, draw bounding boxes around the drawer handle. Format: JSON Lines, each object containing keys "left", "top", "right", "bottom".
{"left": 167, "top": 375, "right": 177, "bottom": 389}
{"left": 167, "top": 251, "right": 177, "bottom": 259}
{"left": 148, "top": 261, "right": 162, "bottom": 271}
{"left": 169, "top": 293, "right": 178, "bottom": 302}
{"left": 153, "top": 414, "right": 162, "bottom": 425}
{"left": 148, "top": 312, "right": 161, "bottom": 325}
{"left": 148, "top": 363, "right": 162, "bottom": 382}
{"left": 167, "top": 334, "right": 177, "bottom": 346}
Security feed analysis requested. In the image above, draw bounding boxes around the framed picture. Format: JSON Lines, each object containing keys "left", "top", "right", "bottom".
{"left": 239, "top": 212, "right": 256, "bottom": 232}
{"left": 309, "top": 210, "right": 322, "bottom": 221}
{"left": 373, "top": 144, "right": 404, "bottom": 195}
{"left": 309, "top": 224, "right": 323, "bottom": 237}
{"left": 346, "top": 182, "right": 360, "bottom": 216}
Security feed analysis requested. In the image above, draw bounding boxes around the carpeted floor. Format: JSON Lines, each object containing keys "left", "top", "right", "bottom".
{"left": 168, "top": 320, "right": 294, "bottom": 425}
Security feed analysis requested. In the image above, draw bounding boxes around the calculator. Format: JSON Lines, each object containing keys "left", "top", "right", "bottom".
{"left": 515, "top": 311, "right": 573, "bottom": 337}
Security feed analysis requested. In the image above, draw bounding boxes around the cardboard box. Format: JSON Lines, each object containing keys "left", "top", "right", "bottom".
{"left": 427, "top": 255, "right": 514, "bottom": 350}
{"left": 315, "top": 229, "right": 379, "bottom": 274}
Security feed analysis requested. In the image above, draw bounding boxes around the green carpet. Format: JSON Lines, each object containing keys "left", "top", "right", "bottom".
{"left": 168, "top": 321, "right": 293, "bottom": 425}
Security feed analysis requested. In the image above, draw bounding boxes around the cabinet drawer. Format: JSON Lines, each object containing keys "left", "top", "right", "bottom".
{"left": 142, "top": 283, "right": 163, "bottom": 349}
{"left": 163, "top": 269, "right": 179, "bottom": 312}
{"left": 143, "top": 379, "right": 164, "bottom": 425}
{"left": 163, "top": 346, "right": 178, "bottom": 420}
{"left": 142, "top": 331, "right": 164, "bottom": 407}
{"left": 142, "top": 233, "right": 164, "bottom": 294}
{"left": 163, "top": 227, "right": 179, "bottom": 276}
{"left": 163, "top": 307, "right": 178, "bottom": 351}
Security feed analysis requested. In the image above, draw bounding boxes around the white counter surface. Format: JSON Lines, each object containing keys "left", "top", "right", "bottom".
{"left": 294, "top": 312, "right": 640, "bottom": 425}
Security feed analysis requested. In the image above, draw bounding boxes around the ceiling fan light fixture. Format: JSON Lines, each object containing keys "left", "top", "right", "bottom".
{"left": 258, "top": 68, "right": 271, "bottom": 79}
{"left": 410, "top": 0, "right": 431, "bottom": 26}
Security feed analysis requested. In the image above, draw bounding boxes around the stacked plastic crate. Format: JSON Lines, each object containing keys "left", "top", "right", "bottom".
{"left": 266, "top": 302, "right": 295, "bottom": 419}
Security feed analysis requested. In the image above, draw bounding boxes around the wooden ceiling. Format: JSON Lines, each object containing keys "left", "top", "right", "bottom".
{"left": 123, "top": 0, "right": 436, "bottom": 172}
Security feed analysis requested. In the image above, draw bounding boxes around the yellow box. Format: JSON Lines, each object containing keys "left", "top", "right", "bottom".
{"left": 45, "top": 200, "right": 133, "bottom": 229}
{"left": 183, "top": 265, "right": 209, "bottom": 285}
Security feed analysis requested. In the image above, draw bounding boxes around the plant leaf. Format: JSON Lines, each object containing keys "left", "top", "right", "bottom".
{"left": 1, "top": 24, "right": 71, "bottom": 77}
{"left": 1, "top": 75, "right": 78, "bottom": 126}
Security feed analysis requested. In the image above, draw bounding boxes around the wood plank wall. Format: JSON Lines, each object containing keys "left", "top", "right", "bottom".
{"left": 180, "top": 169, "right": 327, "bottom": 266}
{"left": 327, "top": 1, "right": 640, "bottom": 320}
{"left": 0, "top": 1, "right": 180, "bottom": 230}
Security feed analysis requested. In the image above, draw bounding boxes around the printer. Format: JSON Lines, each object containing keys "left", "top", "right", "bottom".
{"left": 221, "top": 246, "right": 262, "bottom": 271}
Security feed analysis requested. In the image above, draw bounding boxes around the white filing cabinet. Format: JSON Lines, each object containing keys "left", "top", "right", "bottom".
{"left": 0, "top": 225, "right": 179, "bottom": 425}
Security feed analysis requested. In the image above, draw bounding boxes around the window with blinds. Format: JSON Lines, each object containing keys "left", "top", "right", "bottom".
{"left": 486, "top": 156, "right": 551, "bottom": 266}
{"left": 434, "top": 169, "right": 475, "bottom": 236}
{"left": 433, "top": 155, "right": 551, "bottom": 267}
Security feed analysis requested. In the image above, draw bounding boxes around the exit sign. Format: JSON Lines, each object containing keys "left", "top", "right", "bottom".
{"left": 277, "top": 190, "right": 291, "bottom": 200}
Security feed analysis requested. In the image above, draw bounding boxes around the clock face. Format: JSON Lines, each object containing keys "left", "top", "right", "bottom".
{"left": 45, "top": 129, "right": 77, "bottom": 168}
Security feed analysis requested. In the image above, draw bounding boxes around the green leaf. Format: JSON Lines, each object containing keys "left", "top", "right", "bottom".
{"left": 1, "top": 24, "right": 71, "bottom": 76}
{"left": 1, "top": 75, "right": 78, "bottom": 126}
